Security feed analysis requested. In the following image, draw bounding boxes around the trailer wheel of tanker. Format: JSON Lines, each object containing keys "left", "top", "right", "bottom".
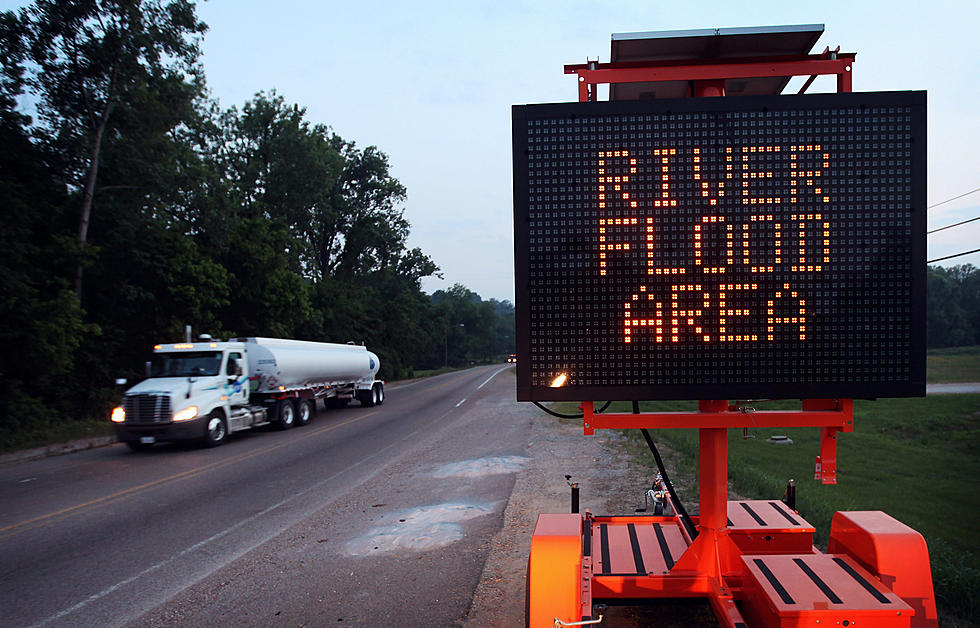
{"left": 358, "top": 387, "right": 377, "bottom": 407}
{"left": 295, "top": 399, "right": 312, "bottom": 426}
{"left": 374, "top": 383, "right": 384, "bottom": 406}
{"left": 204, "top": 412, "right": 228, "bottom": 447}
{"left": 277, "top": 399, "right": 295, "bottom": 429}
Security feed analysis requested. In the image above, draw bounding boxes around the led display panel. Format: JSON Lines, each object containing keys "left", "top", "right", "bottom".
{"left": 513, "top": 91, "right": 926, "bottom": 401}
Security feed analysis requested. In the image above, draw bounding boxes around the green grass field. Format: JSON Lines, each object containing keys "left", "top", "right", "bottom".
{"left": 928, "top": 345, "right": 980, "bottom": 383}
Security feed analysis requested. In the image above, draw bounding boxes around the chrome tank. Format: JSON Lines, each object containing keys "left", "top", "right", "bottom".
{"left": 241, "top": 337, "right": 380, "bottom": 393}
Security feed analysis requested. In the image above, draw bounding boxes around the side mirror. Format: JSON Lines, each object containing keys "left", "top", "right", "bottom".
{"left": 145, "top": 361, "right": 152, "bottom": 378}
{"left": 115, "top": 378, "right": 128, "bottom": 386}
{"left": 235, "top": 360, "right": 243, "bottom": 376}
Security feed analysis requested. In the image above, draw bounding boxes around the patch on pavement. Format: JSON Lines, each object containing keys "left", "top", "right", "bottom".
{"left": 430, "top": 456, "right": 529, "bottom": 479}
{"left": 344, "top": 502, "right": 495, "bottom": 555}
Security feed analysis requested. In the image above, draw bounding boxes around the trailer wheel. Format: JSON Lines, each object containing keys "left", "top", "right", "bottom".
{"left": 295, "top": 399, "right": 312, "bottom": 426}
{"left": 359, "top": 387, "right": 377, "bottom": 407}
{"left": 277, "top": 399, "right": 295, "bottom": 429}
{"left": 204, "top": 412, "right": 228, "bottom": 447}
{"left": 375, "top": 383, "right": 384, "bottom": 406}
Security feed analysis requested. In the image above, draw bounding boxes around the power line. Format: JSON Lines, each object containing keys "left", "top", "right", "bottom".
{"left": 929, "top": 187, "right": 980, "bottom": 210}
{"left": 928, "top": 215, "right": 980, "bottom": 234}
{"left": 928, "top": 248, "right": 980, "bottom": 264}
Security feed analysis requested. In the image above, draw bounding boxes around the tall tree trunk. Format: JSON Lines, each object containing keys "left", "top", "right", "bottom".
{"left": 74, "top": 100, "right": 114, "bottom": 301}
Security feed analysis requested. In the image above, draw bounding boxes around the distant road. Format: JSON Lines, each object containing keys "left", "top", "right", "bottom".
{"left": 0, "top": 365, "right": 533, "bottom": 628}
{"left": 927, "top": 382, "right": 980, "bottom": 394}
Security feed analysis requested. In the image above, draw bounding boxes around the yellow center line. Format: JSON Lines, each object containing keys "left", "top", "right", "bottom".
{"left": 0, "top": 410, "right": 378, "bottom": 540}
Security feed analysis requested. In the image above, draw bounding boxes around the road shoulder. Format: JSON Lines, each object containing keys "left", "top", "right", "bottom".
{"left": 464, "top": 415, "right": 644, "bottom": 627}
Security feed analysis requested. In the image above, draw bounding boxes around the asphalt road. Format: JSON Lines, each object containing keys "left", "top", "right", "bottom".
{"left": 0, "top": 365, "right": 531, "bottom": 628}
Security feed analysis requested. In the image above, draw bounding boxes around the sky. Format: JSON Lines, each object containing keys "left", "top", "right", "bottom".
{"left": 5, "top": 0, "right": 979, "bottom": 301}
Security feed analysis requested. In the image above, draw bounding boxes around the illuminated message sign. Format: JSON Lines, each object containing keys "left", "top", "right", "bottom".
{"left": 512, "top": 91, "right": 926, "bottom": 401}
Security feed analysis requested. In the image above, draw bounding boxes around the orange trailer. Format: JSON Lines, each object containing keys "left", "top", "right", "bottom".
{"left": 515, "top": 25, "right": 937, "bottom": 627}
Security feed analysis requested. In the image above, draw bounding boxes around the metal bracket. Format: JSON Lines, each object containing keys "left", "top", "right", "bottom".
{"left": 814, "top": 426, "right": 840, "bottom": 484}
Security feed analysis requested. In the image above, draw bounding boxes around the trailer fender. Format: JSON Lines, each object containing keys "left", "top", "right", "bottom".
{"left": 828, "top": 511, "right": 938, "bottom": 628}
{"left": 526, "top": 513, "right": 586, "bottom": 628}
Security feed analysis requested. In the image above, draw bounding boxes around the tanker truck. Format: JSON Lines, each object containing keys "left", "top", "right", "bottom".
{"left": 111, "top": 336, "right": 384, "bottom": 450}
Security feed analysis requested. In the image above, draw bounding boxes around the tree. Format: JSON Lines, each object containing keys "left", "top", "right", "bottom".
{"left": 431, "top": 285, "right": 499, "bottom": 366}
{"left": 21, "top": 0, "right": 207, "bottom": 300}
{"left": 927, "top": 265, "right": 979, "bottom": 347}
{"left": 0, "top": 9, "right": 93, "bottom": 434}
{"left": 205, "top": 92, "right": 342, "bottom": 274}
{"left": 317, "top": 140, "right": 413, "bottom": 280}
{"left": 488, "top": 298, "right": 516, "bottom": 357}
{"left": 1, "top": 3, "right": 464, "bottom": 437}
{"left": 194, "top": 92, "right": 349, "bottom": 336}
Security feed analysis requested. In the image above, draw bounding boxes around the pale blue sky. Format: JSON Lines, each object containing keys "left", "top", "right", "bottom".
{"left": 5, "top": 0, "right": 978, "bottom": 300}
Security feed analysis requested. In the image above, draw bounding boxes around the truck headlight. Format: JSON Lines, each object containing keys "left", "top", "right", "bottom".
{"left": 111, "top": 407, "right": 126, "bottom": 423}
{"left": 173, "top": 406, "right": 199, "bottom": 422}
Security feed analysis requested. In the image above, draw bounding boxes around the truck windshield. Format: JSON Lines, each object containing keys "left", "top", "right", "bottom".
{"left": 151, "top": 352, "right": 222, "bottom": 377}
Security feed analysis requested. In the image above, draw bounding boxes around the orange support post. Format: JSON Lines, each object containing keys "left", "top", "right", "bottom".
{"left": 698, "top": 401, "right": 730, "bottom": 532}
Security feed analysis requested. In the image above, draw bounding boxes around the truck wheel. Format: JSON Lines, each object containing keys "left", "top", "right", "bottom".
{"left": 277, "top": 399, "right": 295, "bottom": 429}
{"left": 375, "top": 383, "right": 384, "bottom": 406}
{"left": 295, "top": 400, "right": 312, "bottom": 426}
{"left": 126, "top": 441, "right": 154, "bottom": 452}
{"left": 359, "top": 387, "right": 377, "bottom": 408}
{"left": 204, "top": 412, "right": 228, "bottom": 447}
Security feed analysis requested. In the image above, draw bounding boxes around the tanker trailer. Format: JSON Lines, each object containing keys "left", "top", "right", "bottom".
{"left": 111, "top": 336, "right": 383, "bottom": 450}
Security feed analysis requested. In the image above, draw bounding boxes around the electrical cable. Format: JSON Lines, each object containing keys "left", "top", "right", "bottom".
{"left": 532, "top": 401, "right": 581, "bottom": 419}
{"left": 531, "top": 400, "right": 612, "bottom": 419}
{"left": 632, "top": 401, "right": 699, "bottom": 540}
{"left": 928, "top": 187, "right": 980, "bottom": 210}
{"left": 927, "top": 248, "right": 980, "bottom": 264}
{"left": 928, "top": 215, "right": 980, "bottom": 234}
{"left": 533, "top": 398, "right": 698, "bottom": 538}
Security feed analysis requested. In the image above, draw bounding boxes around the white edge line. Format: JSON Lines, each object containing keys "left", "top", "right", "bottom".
{"left": 477, "top": 366, "right": 510, "bottom": 390}
{"left": 455, "top": 398, "right": 467, "bottom": 407}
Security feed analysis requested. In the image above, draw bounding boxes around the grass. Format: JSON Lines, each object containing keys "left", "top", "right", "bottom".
{"left": 556, "top": 395, "right": 980, "bottom": 623}
{"left": 928, "top": 345, "right": 980, "bottom": 383}
{"left": 397, "top": 366, "right": 466, "bottom": 379}
{"left": 0, "top": 419, "right": 115, "bottom": 456}
{"left": 396, "top": 361, "right": 508, "bottom": 380}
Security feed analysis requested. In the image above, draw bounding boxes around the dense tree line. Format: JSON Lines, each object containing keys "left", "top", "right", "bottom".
{"left": 2, "top": 2, "right": 973, "bottom": 443}
{"left": 0, "top": 0, "right": 514, "bottom": 438}
{"left": 927, "top": 264, "right": 979, "bottom": 348}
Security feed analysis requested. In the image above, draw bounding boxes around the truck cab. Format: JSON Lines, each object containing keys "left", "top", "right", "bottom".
{"left": 111, "top": 340, "right": 253, "bottom": 450}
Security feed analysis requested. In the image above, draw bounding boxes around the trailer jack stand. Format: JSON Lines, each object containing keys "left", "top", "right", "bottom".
{"left": 555, "top": 615, "right": 603, "bottom": 627}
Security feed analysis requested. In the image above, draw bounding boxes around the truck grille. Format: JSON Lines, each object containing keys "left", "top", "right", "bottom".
{"left": 123, "top": 394, "right": 172, "bottom": 424}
